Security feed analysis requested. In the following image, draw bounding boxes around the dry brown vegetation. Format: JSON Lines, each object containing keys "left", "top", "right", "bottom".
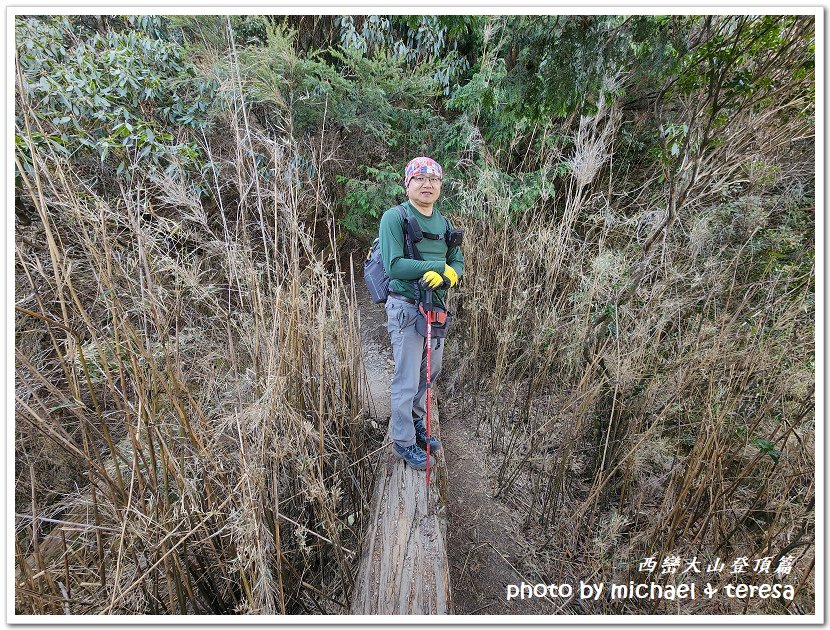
{"left": 14, "top": 14, "right": 815, "bottom": 617}
{"left": 446, "top": 25, "right": 815, "bottom": 615}
{"left": 15, "top": 87, "right": 375, "bottom": 613}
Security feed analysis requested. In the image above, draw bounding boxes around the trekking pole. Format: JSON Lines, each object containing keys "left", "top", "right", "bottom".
{"left": 424, "top": 288, "right": 433, "bottom": 491}
{"left": 419, "top": 282, "right": 439, "bottom": 493}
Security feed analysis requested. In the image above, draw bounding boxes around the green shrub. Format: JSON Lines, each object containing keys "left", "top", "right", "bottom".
{"left": 15, "top": 16, "right": 217, "bottom": 185}
{"left": 338, "top": 164, "right": 404, "bottom": 235}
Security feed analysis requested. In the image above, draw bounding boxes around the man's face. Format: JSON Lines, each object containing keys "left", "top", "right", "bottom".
{"left": 407, "top": 174, "right": 443, "bottom": 205}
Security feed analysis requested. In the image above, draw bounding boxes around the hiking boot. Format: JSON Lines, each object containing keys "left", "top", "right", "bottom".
{"left": 413, "top": 418, "right": 442, "bottom": 453}
{"left": 393, "top": 442, "right": 435, "bottom": 471}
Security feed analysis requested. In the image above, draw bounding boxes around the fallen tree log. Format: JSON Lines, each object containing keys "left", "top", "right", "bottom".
{"left": 350, "top": 407, "right": 452, "bottom": 615}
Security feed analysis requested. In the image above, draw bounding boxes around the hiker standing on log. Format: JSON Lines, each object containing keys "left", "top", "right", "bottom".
{"left": 378, "top": 157, "right": 464, "bottom": 470}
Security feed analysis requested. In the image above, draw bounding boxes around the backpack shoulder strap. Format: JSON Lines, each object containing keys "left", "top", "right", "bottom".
{"left": 395, "top": 204, "right": 408, "bottom": 225}
{"left": 395, "top": 203, "right": 423, "bottom": 261}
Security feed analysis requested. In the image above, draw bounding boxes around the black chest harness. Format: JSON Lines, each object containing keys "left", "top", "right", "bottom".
{"left": 397, "top": 204, "right": 463, "bottom": 261}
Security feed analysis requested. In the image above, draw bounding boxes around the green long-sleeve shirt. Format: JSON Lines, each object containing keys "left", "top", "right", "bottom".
{"left": 379, "top": 201, "right": 464, "bottom": 306}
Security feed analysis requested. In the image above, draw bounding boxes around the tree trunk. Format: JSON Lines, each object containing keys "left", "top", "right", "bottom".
{"left": 349, "top": 407, "right": 452, "bottom": 614}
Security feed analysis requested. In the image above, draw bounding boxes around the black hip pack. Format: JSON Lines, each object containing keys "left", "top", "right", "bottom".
{"left": 416, "top": 301, "right": 453, "bottom": 339}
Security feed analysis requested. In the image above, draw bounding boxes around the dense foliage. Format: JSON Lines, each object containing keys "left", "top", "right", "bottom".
{"left": 15, "top": 14, "right": 815, "bottom": 615}
{"left": 16, "top": 16, "right": 215, "bottom": 186}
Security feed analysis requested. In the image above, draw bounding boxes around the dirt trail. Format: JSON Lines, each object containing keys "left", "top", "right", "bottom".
{"left": 356, "top": 289, "right": 394, "bottom": 426}
{"left": 356, "top": 288, "right": 556, "bottom": 615}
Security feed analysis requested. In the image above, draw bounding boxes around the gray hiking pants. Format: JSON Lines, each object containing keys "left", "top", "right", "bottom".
{"left": 385, "top": 294, "right": 444, "bottom": 447}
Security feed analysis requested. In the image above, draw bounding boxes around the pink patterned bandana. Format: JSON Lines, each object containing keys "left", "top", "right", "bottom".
{"left": 405, "top": 156, "right": 443, "bottom": 188}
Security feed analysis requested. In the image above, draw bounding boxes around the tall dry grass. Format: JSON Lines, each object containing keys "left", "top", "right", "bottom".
{"left": 14, "top": 58, "right": 373, "bottom": 614}
{"left": 447, "top": 47, "right": 815, "bottom": 613}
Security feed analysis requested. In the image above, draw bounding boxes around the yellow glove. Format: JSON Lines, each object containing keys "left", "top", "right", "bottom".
{"left": 421, "top": 270, "right": 444, "bottom": 289}
{"left": 442, "top": 264, "right": 459, "bottom": 287}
